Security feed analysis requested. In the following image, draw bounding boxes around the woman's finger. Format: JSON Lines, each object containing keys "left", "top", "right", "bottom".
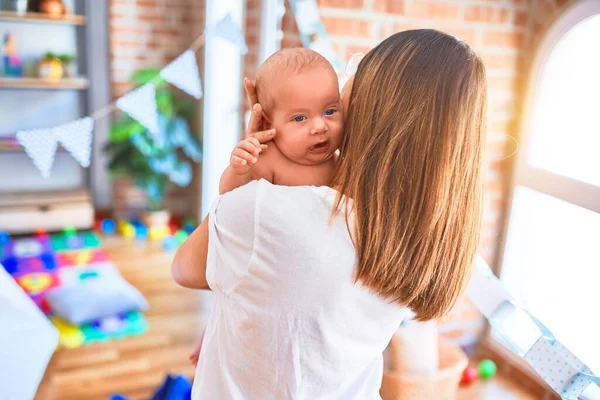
{"left": 246, "top": 103, "right": 264, "bottom": 137}
{"left": 246, "top": 137, "right": 265, "bottom": 151}
{"left": 233, "top": 148, "right": 258, "bottom": 165}
{"left": 249, "top": 128, "right": 276, "bottom": 144}
{"left": 244, "top": 77, "right": 258, "bottom": 108}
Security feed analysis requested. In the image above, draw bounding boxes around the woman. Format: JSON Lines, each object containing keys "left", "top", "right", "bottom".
{"left": 172, "top": 29, "right": 487, "bottom": 398}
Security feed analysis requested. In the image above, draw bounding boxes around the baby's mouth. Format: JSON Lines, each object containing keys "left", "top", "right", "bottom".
{"left": 309, "top": 140, "right": 330, "bottom": 152}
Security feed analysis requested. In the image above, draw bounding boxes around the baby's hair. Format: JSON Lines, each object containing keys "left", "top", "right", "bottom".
{"left": 255, "top": 48, "right": 334, "bottom": 111}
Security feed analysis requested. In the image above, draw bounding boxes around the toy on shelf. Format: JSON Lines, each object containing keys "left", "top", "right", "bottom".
{"left": 3, "top": 32, "right": 23, "bottom": 77}
{"left": 57, "top": 53, "right": 76, "bottom": 77}
{"left": 38, "top": 52, "right": 63, "bottom": 82}
{"left": 459, "top": 359, "right": 497, "bottom": 386}
{"left": 38, "top": 0, "right": 67, "bottom": 17}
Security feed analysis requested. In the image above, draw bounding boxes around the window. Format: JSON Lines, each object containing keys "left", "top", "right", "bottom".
{"left": 498, "top": 2, "right": 600, "bottom": 399}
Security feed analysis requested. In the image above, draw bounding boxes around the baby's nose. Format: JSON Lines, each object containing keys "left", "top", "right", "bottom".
{"left": 310, "top": 118, "right": 328, "bottom": 135}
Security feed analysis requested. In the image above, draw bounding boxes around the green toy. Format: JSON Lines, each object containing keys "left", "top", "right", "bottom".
{"left": 478, "top": 359, "right": 497, "bottom": 379}
{"left": 63, "top": 225, "right": 77, "bottom": 237}
{"left": 174, "top": 230, "right": 188, "bottom": 245}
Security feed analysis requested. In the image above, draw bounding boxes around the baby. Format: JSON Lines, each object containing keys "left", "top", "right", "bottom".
{"left": 220, "top": 47, "right": 344, "bottom": 193}
{"left": 190, "top": 47, "right": 344, "bottom": 364}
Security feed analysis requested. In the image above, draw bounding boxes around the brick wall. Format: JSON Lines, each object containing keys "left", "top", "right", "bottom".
{"left": 108, "top": 0, "right": 205, "bottom": 217}
{"left": 106, "top": 0, "right": 579, "bottom": 339}
{"left": 240, "top": 0, "right": 581, "bottom": 345}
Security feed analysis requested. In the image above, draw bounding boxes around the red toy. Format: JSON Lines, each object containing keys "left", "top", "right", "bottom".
{"left": 34, "top": 228, "right": 49, "bottom": 239}
{"left": 460, "top": 366, "right": 478, "bottom": 385}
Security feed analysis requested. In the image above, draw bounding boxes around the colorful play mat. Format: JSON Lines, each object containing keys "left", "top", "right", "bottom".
{"left": 0, "top": 231, "right": 147, "bottom": 349}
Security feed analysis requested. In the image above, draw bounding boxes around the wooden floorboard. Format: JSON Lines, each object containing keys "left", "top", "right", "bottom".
{"left": 36, "top": 238, "right": 206, "bottom": 400}
{"left": 35, "top": 237, "right": 538, "bottom": 399}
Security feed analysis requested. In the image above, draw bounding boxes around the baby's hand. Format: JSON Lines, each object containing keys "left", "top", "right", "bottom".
{"left": 230, "top": 136, "right": 269, "bottom": 175}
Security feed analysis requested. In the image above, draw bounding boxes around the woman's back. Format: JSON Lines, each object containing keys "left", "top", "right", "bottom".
{"left": 193, "top": 179, "right": 408, "bottom": 399}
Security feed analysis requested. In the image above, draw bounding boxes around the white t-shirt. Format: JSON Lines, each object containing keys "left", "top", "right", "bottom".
{"left": 192, "top": 179, "right": 408, "bottom": 399}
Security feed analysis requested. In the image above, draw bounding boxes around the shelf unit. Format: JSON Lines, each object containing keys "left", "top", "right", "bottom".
{"left": 0, "top": 76, "right": 89, "bottom": 89}
{"left": 0, "top": 2, "right": 111, "bottom": 232}
{"left": 0, "top": 11, "right": 85, "bottom": 25}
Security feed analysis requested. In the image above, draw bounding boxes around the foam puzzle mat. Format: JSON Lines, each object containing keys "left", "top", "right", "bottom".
{"left": 1, "top": 231, "right": 147, "bottom": 348}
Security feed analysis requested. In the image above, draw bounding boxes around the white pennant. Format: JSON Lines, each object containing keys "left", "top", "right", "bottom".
{"left": 160, "top": 50, "right": 203, "bottom": 99}
{"left": 55, "top": 117, "right": 94, "bottom": 167}
{"left": 16, "top": 128, "right": 58, "bottom": 178}
{"left": 204, "top": 13, "right": 248, "bottom": 54}
{"left": 116, "top": 83, "right": 159, "bottom": 135}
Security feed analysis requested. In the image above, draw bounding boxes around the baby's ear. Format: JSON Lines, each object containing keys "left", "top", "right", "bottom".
{"left": 261, "top": 111, "right": 273, "bottom": 130}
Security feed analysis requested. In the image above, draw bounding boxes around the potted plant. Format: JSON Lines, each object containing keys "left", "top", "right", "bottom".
{"left": 104, "top": 68, "right": 202, "bottom": 227}
{"left": 57, "top": 53, "right": 76, "bottom": 77}
{"left": 38, "top": 51, "right": 63, "bottom": 81}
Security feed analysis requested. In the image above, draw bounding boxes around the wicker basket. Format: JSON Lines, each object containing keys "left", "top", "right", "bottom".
{"left": 380, "top": 335, "right": 468, "bottom": 400}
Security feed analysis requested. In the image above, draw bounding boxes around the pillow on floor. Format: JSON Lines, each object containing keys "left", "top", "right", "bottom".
{"left": 45, "top": 264, "right": 148, "bottom": 325}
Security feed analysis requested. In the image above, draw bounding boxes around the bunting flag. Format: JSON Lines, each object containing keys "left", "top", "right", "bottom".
{"left": 204, "top": 13, "right": 248, "bottom": 54}
{"left": 467, "top": 257, "right": 600, "bottom": 399}
{"left": 54, "top": 117, "right": 94, "bottom": 168}
{"left": 16, "top": 128, "right": 58, "bottom": 178}
{"left": 116, "top": 83, "right": 160, "bottom": 136}
{"left": 288, "top": 0, "right": 344, "bottom": 72}
{"left": 160, "top": 50, "right": 203, "bottom": 99}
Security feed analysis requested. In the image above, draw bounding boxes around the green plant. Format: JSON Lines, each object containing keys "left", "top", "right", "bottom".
{"left": 57, "top": 53, "right": 75, "bottom": 64}
{"left": 103, "top": 68, "right": 202, "bottom": 211}
{"left": 42, "top": 51, "right": 59, "bottom": 60}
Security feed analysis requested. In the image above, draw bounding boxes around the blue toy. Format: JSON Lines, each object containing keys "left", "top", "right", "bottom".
{"left": 183, "top": 222, "right": 195, "bottom": 234}
{"left": 110, "top": 374, "right": 191, "bottom": 400}
{"left": 1, "top": 256, "right": 18, "bottom": 274}
{"left": 0, "top": 231, "right": 10, "bottom": 245}
{"left": 135, "top": 225, "right": 148, "bottom": 240}
{"left": 162, "top": 236, "right": 178, "bottom": 251}
{"left": 101, "top": 219, "right": 116, "bottom": 235}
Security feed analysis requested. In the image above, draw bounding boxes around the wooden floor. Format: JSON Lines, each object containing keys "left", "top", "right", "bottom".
{"left": 36, "top": 238, "right": 207, "bottom": 400}
{"left": 35, "top": 237, "right": 538, "bottom": 399}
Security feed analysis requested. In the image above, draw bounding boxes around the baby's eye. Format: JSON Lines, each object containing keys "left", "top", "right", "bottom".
{"left": 293, "top": 115, "right": 307, "bottom": 122}
{"left": 324, "top": 109, "right": 336, "bottom": 116}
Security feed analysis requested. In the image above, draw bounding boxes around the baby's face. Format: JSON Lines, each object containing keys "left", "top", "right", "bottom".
{"left": 266, "top": 66, "right": 343, "bottom": 165}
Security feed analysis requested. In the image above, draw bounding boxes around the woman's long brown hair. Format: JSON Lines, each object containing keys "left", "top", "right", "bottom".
{"left": 332, "top": 29, "right": 487, "bottom": 321}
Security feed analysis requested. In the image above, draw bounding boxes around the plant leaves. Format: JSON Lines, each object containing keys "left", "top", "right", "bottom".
{"left": 131, "top": 68, "right": 167, "bottom": 89}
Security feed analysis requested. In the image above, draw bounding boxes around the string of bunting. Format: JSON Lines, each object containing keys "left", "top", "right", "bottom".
{"left": 16, "top": 13, "right": 247, "bottom": 178}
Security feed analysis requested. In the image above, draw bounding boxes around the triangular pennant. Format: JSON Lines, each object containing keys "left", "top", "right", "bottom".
{"left": 16, "top": 128, "right": 58, "bottom": 178}
{"left": 204, "top": 13, "right": 248, "bottom": 54}
{"left": 160, "top": 50, "right": 203, "bottom": 99}
{"left": 54, "top": 117, "right": 94, "bottom": 167}
{"left": 116, "top": 83, "right": 160, "bottom": 135}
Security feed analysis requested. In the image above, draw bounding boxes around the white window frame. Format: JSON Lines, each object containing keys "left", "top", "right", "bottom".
{"left": 200, "top": 1, "right": 245, "bottom": 216}
{"left": 500, "top": 0, "right": 600, "bottom": 228}
{"left": 488, "top": 0, "right": 600, "bottom": 396}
